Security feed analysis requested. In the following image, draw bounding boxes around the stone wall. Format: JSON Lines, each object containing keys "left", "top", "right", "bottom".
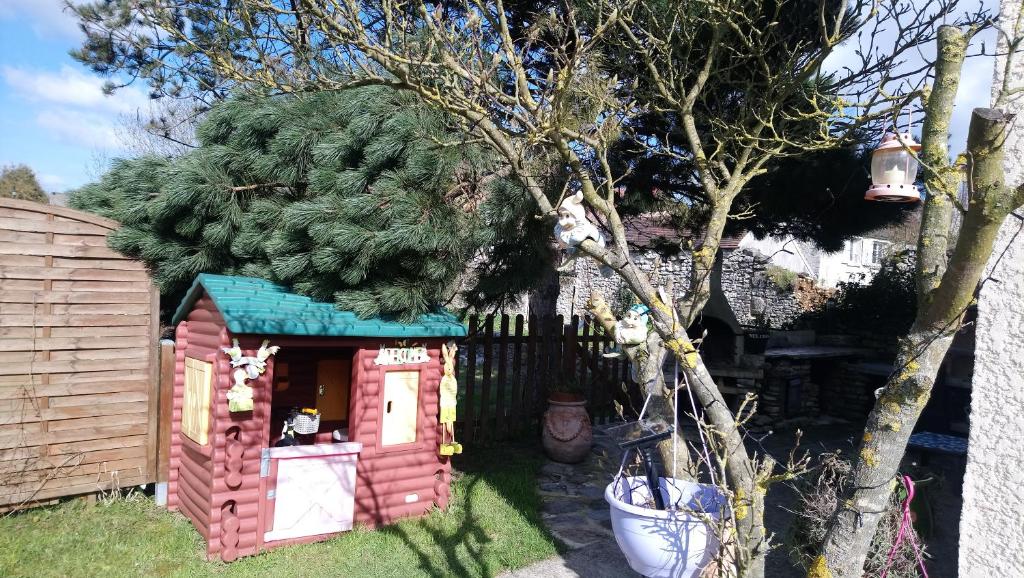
{"left": 759, "top": 358, "right": 821, "bottom": 420}
{"left": 557, "top": 247, "right": 808, "bottom": 329}
{"left": 959, "top": 1, "right": 1024, "bottom": 573}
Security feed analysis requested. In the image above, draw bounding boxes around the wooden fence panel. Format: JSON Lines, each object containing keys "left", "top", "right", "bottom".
{"left": 479, "top": 314, "right": 494, "bottom": 444}
{"left": 494, "top": 315, "right": 509, "bottom": 440}
{"left": 462, "top": 314, "right": 478, "bottom": 445}
{"left": 455, "top": 313, "right": 630, "bottom": 444}
{"left": 0, "top": 198, "right": 159, "bottom": 509}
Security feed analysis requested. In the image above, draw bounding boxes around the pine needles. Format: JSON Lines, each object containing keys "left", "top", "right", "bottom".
{"left": 70, "top": 87, "right": 535, "bottom": 321}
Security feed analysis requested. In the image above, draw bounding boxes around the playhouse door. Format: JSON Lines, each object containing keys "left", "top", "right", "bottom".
{"left": 381, "top": 370, "right": 420, "bottom": 446}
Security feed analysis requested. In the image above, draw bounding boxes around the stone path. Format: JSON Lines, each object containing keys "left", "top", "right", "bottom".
{"left": 499, "top": 424, "right": 640, "bottom": 578}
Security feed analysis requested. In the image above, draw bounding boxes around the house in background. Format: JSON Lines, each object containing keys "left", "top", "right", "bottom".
{"left": 738, "top": 208, "right": 922, "bottom": 287}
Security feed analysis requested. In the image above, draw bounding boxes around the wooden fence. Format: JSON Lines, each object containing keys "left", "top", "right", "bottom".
{"left": 0, "top": 198, "right": 160, "bottom": 509}
{"left": 455, "top": 313, "right": 632, "bottom": 445}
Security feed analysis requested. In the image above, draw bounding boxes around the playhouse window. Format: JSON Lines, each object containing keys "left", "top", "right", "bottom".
{"left": 182, "top": 357, "right": 213, "bottom": 445}
{"left": 381, "top": 370, "right": 420, "bottom": 446}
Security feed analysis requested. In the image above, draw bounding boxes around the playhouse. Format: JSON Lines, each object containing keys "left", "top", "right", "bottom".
{"left": 167, "top": 274, "right": 466, "bottom": 561}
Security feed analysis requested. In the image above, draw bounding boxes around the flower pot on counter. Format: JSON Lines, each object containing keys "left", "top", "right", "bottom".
{"left": 605, "top": 476, "right": 728, "bottom": 578}
{"left": 542, "top": 394, "right": 593, "bottom": 463}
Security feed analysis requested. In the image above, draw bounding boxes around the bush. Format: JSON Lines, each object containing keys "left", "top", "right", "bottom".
{"left": 766, "top": 265, "right": 799, "bottom": 291}
{"left": 803, "top": 252, "right": 917, "bottom": 336}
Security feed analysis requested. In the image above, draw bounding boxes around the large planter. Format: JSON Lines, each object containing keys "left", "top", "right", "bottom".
{"left": 605, "top": 476, "right": 728, "bottom": 578}
{"left": 542, "top": 395, "right": 593, "bottom": 463}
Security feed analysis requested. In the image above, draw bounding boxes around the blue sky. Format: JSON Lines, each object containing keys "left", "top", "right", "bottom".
{"left": 0, "top": 0, "right": 1000, "bottom": 193}
{"left": 0, "top": 1, "right": 152, "bottom": 192}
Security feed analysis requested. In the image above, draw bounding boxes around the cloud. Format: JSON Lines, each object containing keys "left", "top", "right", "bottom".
{"left": 36, "top": 173, "right": 67, "bottom": 191}
{"left": 36, "top": 108, "right": 122, "bottom": 149}
{"left": 2, "top": 65, "right": 151, "bottom": 115}
{"left": 0, "top": 0, "right": 82, "bottom": 41}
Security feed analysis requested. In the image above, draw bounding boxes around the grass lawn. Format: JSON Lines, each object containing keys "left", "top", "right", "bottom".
{"left": 0, "top": 447, "right": 557, "bottom": 578}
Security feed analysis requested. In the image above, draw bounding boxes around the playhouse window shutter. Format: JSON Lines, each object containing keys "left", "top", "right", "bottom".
{"left": 381, "top": 371, "right": 420, "bottom": 446}
{"left": 182, "top": 357, "right": 213, "bottom": 445}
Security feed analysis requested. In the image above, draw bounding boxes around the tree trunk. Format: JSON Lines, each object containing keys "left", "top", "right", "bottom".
{"left": 817, "top": 107, "right": 1019, "bottom": 576}
{"left": 528, "top": 252, "right": 562, "bottom": 317}
{"left": 814, "top": 328, "right": 952, "bottom": 576}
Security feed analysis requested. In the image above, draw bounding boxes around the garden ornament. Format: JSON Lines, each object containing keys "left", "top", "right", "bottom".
{"left": 554, "top": 191, "right": 608, "bottom": 274}
{"left": 865, "top": 132, "right": 922, "bottom": 203}
{"left": 603, "top": 304, "right": 650, "bottom": 359}
{"left": 221, "top": 339, "right": 280, "bottom": 412}
{"left": 439, "top": 342, "right": 462, "bottom": 456}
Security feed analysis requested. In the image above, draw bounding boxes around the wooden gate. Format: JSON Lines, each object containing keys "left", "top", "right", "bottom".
{"left": 0, "top": 198, "right": 160, "bottom": 509}
{"left": 456, "top": 313, "right": 631, "bottom": 445}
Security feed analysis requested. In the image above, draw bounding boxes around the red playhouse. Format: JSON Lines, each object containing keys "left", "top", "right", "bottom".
{"left": 167, "top": 274, "right": 466, "bottom": 561}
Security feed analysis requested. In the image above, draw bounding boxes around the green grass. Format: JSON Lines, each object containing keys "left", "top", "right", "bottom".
{"left": 0, "top": 448, "right": 556, "bottom": 578}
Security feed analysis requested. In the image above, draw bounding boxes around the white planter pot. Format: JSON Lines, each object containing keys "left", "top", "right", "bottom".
{"left": 605, "top": 476, "right": 728, "bottom": 578}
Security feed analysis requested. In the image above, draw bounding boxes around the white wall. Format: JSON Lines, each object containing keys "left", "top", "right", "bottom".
{"left": 959, "top": 1, "right": 1024, "bottom": 573}
{"left": 740, "top": 232, "right": 890, "bottom": 287}
{"left": 817, "top": 237, "right": 890, "bottom": 287}
{"left": 737, "top": 233, "right": 816, "bottom": 276}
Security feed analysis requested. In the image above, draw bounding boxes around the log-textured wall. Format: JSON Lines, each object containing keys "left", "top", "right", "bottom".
{"left": 0, "top": 198, "right": 159, "bottom": 508}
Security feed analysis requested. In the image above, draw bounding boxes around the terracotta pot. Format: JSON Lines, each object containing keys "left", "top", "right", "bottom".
{"left": 542, "top": 397, "right": 593, "bottom": 463}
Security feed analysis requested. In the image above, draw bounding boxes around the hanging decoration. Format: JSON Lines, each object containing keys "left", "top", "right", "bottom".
{"left": 221, "top": 339, "right": 280, "bottom": 412}
{"left": 554, "top": 191, "right": 607, "bottom": 273}
{"left": 865, "top": 132, "right": 922, "bottom": 203}
{"left": 438, "top": 342, "right": 462, "bottom": 456}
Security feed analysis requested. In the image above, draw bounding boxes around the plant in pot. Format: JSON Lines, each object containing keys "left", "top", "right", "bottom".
{"left": 542, "top": 372, "right": 593, "bottom": 463}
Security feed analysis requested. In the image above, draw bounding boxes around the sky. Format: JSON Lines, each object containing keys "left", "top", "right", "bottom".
{"left": 0, "top": 0, "right": 1002, "bottom": 194}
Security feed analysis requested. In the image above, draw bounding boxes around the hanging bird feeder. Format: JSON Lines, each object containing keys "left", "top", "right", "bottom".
{"left": 865, "top": 132, "right": 922, "bottom": 203}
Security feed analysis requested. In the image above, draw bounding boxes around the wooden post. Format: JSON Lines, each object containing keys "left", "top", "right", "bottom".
{"left": 157, "top": 340, "right": 175, "bottom": 484}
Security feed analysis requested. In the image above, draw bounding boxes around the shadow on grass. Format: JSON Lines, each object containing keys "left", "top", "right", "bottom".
{"left": 377, "top": 444, "right": 558, "bottom": 578}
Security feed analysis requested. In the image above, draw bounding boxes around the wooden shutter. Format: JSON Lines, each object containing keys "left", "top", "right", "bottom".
{"left": 380, "top": 371, "right": 420, "bottom": 446}
{"left": 182, "top": 357, "right": 213, "bottom": 445}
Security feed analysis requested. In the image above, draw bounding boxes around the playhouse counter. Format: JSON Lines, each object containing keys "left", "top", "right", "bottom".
{"left": 264, "top": 442, "right": 362, "bottom": 459}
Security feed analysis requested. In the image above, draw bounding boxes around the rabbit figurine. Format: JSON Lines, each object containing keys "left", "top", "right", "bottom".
{"left": 439, "top": 342, "right": 462, "bottom": 456}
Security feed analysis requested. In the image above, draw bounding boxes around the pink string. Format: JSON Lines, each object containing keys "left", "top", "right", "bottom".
{"left": 880, "top": 475, "right": 929, "bottom": 578}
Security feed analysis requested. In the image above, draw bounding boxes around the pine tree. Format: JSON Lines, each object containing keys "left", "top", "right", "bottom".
{"left": 0, "top": 165, "right": 50, "bottom": 204}
{"left": 71, "top": 87, "right": 532, "bottom": 321}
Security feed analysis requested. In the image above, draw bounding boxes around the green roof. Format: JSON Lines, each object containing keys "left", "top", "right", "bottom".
{"left": 172, "top": 274, "right": 467, "bottom": 338}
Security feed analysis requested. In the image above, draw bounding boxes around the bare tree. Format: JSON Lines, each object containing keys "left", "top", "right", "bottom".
{"left": 69, "top": 0, "right": 1020, "bottom": 575}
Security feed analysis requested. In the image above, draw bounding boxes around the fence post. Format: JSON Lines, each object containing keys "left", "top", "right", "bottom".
{"left": 155, "top": 339, "right": 175, "bottom": 506}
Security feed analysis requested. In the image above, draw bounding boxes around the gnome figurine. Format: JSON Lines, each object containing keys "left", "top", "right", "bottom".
{"left": 603, "top": 304, "right": 650, "bottom": 358}
{"left": 554, "top": 191, "right": 607, "bottom": 274}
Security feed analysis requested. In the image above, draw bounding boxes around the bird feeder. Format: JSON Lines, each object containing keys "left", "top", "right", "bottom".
{"left": 865, "top": 132, "right": 922, "bottom": 203}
